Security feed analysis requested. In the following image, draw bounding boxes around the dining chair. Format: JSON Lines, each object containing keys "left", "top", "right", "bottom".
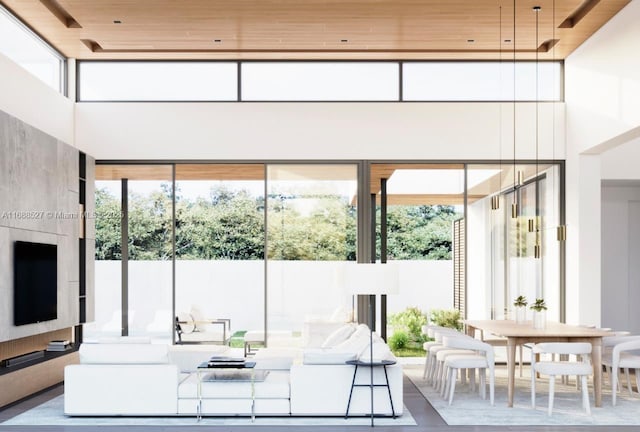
{"left": 530, "top": 342, "right": 592, "bottom": 415}
{"left": 601, "top": 336, "right": 640, "bottom": 405}
{"left": 423, "top": 327, "right": 463, "bottom": 384}
{"left": 441, "top": 335, "right": 495, "bottom": 406}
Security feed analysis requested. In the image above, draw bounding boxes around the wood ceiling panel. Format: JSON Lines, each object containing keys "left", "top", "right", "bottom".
{"left": 95, "top": 164, "right": 173, "bottom": 180}
{"left": 0, "top": 0, "right": 630, "bottom": 60}
{"left": 175, "top": 164, "right": 264, "bottom": 181}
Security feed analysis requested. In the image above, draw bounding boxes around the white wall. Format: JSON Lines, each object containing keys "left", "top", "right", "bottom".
{"left": 601, "top": 184, "right": 640, "bottom": 334}
{"left": 76, "top": 102, "right": 564, "bottom": 161}
{"left": 564, "top": 0, "right": 640, "bottom": 326}
{"left": 601, "top": 137, "right": 640, "bottom": 180}
{"left": 0, "top": 52, "right": 73, "bottom": 146}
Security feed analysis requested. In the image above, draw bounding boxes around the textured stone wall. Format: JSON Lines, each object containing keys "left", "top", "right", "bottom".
{"left": 0, "top": 109, "right": 83, "bottom": 342}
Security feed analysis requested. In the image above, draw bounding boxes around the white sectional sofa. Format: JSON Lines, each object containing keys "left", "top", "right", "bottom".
{"left": 64, "top": 323, "right": 403, "bottom": 418}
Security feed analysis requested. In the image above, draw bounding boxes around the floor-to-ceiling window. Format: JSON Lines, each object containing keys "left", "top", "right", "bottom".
{"left": 87, "top": 165, "right": 173, "bottom": 342}
{"left": 173, "top": 164, "right": 265, "bottom": 345}
{"left": 266, "top": 164, "right": 357, "bottom": 347}
{"left": 90, "top": 160, "right": 563, "bottom": 346}
{"left": 467, "top": 162, "right": 562, "bottom": 323}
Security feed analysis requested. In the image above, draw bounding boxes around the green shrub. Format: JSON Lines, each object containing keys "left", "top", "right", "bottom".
{"left": 429, "top": 309, "right": 463, "bottom": 331}
{"left": 389, "top": 307, "right": 428, "bottom": 345}
{"left": 388, "top": 331, "right": 409, "bottom": 350}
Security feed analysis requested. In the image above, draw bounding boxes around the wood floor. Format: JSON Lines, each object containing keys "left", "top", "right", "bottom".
{"left": 0, "top": 375, "right": 638, "bottom": 431}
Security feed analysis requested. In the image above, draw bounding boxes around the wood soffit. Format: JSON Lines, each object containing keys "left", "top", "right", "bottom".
{"left": 0, "top": 0, "right": 630, "bottom": 60}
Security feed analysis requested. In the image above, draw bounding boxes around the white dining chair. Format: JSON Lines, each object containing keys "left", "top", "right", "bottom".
{"left": 530, "top": 342, "right": 592, "bottom": 416}
{"left": 441, "top": 335, "right": 495, "bottom": 406}
{"left": 425, "top": 327, "right": 464, "bottom": 385}
{"left": 602, "top": 336, "right": 640, "bottom": 405}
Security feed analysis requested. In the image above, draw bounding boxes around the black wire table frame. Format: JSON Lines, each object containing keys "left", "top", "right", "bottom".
{"left": 344, "top": 359, "right": 397, "bottom": 427}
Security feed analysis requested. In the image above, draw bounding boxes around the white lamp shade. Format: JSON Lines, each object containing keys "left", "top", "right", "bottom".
{"left": 341, "top": 263, "right": 399, "bottom": 295}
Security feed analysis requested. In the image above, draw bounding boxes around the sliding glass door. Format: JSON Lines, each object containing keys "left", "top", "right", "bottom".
{"left": 266, "top": 164, "right": 357, "bottom": 347}
{"left": 174, "top": 164, "right": 265, "bottom": 345}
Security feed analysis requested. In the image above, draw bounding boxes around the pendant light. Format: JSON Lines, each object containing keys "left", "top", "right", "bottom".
{"left": 492, "top": 5, "right": 503, "bottom": 211}
{"left": 533, "top": 6, "right": 542, "bottom": 258}
{"left": 511, "top": 0, "right": 520, "bottom": 219}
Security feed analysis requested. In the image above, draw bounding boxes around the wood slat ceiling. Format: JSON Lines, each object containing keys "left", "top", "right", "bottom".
{"left": 0, "top": 0, "right": 630, "bottom": 60}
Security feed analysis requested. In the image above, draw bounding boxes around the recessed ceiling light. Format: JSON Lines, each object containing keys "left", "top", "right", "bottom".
{"left": 340, "top": 39, "right": 348, "bottom": 43}
{"left": 467, "top": 39, "right": 475, "bottom": 43}
{"left": 113, "top": 20, "right": 122, "bottom": 24}
{"left": 214, "top": 39, "right": 222, "bottom": 43}
{"left": 504, "top": 39, "right": 512, "bottom": 43}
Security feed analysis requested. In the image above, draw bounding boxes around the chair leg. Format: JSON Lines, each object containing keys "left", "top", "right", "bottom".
{"left": 531, "top": 366, "right": 536, "bottom": 408}
{"left": 448, "top": 367, "right": 457, "bottom": 405}
{"left": 612, "top": 367, "right": 618, "bottom": 406}
{"left": 489, "top": 368, "right": 495, "bottom": 406}
{"left": 440, "top": 365, "right": 449, "bottom": 398}
{"left": 581, "top": 375, "right": 591, "bottom": 415}
{"left": 479, "top": 368, "right": 486, "bottom": 400}
{"left": 625, "top": 368, "right": 633, "bottom": 395}
{"left": 519, "top": 344, "right": 523, "bottom": 377}
{"left": 422, "top": 352, "right": 430, "bottom": 379}
{"left": 548, "top": 375, "right": 556, "bottom": 416}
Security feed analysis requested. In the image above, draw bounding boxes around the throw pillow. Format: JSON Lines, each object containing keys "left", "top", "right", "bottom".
{"left": 358, "top": 341, "right": 396, "bottom": 363}
{"left": 333, "top": 330, "right": 371, "bottom": 353}
{"left": 321, "top": 323, "right": 356, "bottom": 348}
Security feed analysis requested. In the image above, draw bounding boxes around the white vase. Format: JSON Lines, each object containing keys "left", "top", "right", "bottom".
{"left": 532, "top": 310, "right": 546, "bottom": 329}
{"left": 514, "top": 306, "right": 526, "bottom": 324}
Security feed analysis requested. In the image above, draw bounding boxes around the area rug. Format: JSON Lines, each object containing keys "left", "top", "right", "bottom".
{"left": 1, "top": 395, "right": 416, "bottom": 427}
{"left": 404, "top": 364, "right": 640, "bottom": 426}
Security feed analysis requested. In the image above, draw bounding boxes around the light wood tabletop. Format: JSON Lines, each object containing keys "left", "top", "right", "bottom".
{"left": 465, "top": 320, "right": 611, "bottom": 408}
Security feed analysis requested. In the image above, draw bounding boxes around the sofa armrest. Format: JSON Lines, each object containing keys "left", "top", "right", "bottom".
{"left": 64, "top": 364, "right": 179, "bottom": 415}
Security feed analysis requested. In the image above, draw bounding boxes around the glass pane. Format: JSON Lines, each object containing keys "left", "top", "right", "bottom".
{"left": 376, "top": 164, "right": 465, "bottom": 341}
{"left": 127, "top": 175, "right": 173, "bottom": 341}
{"left": 0, "top": 6, "right": 63, "bottom": 92}
{"left": 85, "top": 180, "right": 122, "bottom": 340}
{"left": 466, "top": 163, "right": 560, "bottom": 322}
{"left": 78, "top": 62, "right": 238, "bottom": 101}
{"left": 403, "top": 62, "right": 562, "bottom": 101}
{"left": 242, "top": 62, "right": 399, "bottom": 101}
{"left": 174, "top": 164, "right": 265, "bottom": 347}
{"left": 266, "top": 165, "right": 357, "bottom": 348}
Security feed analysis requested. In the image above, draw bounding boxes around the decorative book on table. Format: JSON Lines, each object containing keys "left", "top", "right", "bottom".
{"left": 46, "top": 340, "right": 72, "bottom": 352}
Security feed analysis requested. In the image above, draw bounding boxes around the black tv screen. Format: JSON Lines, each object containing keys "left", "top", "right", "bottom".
{"left": 13, "top": 241, "right": 58, "bottom": 326}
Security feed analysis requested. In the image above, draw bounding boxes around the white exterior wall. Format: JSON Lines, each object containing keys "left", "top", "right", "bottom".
{"left": 565, "top": 0, "right": 640, "bottom": 326}
{"left": 76, "top": 102, "right": 564, "bottom": 161}
{"left": 0, "top": 52, "right": 73, "bottom": 146}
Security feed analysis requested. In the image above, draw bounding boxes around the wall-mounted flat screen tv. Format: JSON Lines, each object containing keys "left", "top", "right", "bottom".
{"left": 13, "top": 241, "right": 58, "bottom": 326}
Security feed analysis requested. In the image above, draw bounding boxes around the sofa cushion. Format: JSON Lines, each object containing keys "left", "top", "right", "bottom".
{"left": 358, "top": 341, "right": 396, "bottom": 362}
{"left": 79, "top": 343, "right": 169, "bottom": 364}
{"left": 332, "top": 329, "right": 371, "bottom": 353}
{"left": 303, "top": 349, "right": 358, "bottom": 365}
{"left": 320, "top": 323, "right": 356, "bottom": 348}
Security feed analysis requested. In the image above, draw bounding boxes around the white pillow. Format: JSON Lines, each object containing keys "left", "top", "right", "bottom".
{"left": 333, "top": 330, "right": 371, "bottom": 353}
{"left": 358, "top": 341, "right": 396, "bottom": 363}
{"left": 350, "top": 324, "right": 371, "bottom": 340}
{"left": 321, "top": 323, "right": 356, "bottom": 348}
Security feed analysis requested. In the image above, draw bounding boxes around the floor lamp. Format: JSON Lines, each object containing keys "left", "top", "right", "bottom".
{"left": 343, "top": 263, "right": 399, "bottom": 426}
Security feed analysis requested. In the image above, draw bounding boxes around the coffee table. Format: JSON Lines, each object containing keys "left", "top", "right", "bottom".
{"left": 196, "top": 359, "right": 256, "bottom": 421}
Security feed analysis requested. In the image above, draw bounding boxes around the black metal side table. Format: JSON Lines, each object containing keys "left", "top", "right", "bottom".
{"left": 344, "top": 359, "right": 397, "bottom": 426}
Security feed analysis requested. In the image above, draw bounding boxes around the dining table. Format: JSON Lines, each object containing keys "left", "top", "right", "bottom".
{"left": 464, "top": 320, "right": 611, "bottom": 407}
